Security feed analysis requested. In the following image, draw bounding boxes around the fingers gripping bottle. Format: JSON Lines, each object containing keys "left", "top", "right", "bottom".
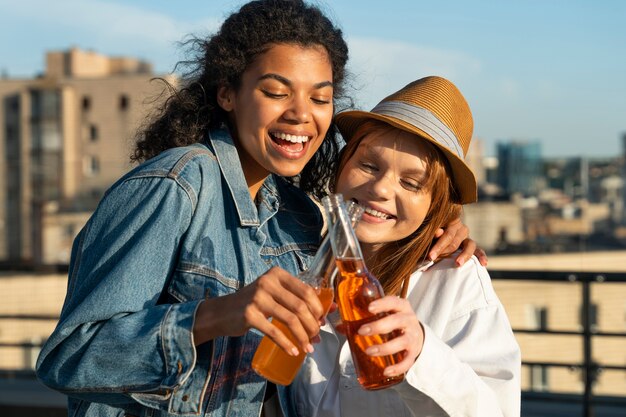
{"left": 325, "top": 194, "right": 405, "bottom": 390}
{"left": 251, "top": 195, "right": 351, "bottom": 385}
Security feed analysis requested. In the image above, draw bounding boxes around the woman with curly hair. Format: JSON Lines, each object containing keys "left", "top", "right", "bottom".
{"left": 37, "top": 2, "right": 349, "bottom": 416}
{"left": 36, "top": 2, "right": 479, "bottom": 416}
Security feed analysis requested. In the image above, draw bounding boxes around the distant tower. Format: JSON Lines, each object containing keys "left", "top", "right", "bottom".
{"left": 496, "top": 140, "right": 543, "bottom": 197}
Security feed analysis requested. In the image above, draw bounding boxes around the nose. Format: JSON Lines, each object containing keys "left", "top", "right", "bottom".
{"left": 283, "top": 94, "right": 311, "bottom": 123}
{"left": 368, "top": 172, "right": 394, "bottom": 200}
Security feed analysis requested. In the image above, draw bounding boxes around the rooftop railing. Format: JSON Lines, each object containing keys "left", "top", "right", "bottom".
{"left": 1, "top": 269, "right": 625, "bottom": 417}
{"left": 489, "top": 270, "right": 626, "bottom": 417}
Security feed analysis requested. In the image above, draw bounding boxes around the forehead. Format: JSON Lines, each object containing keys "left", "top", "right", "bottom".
{"left": 246, "top": 43, "right": 332, "bottom": 79}
{"left": 357, "top": 125, "right": 431, "bottom": 160}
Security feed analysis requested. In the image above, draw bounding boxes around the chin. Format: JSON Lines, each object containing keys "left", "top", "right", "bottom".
{"left": 275, "top": 164, "right": 307, "bottom": 178}
{"left": 275, "top": 169, "right": 302, "bottom": 178}
{"left": 355, "top": 232, "right": 380, "bottom": 245}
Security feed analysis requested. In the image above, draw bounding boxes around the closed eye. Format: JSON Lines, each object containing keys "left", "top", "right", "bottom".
{"left": 359, "top": 161, "right": 377, "bottom": 173}
{"left": 401, "top": 179, "right": 423, "bottom": 191}
{"left": 312, "top": 97, "right": 331, "bottom": 105}
{"left": 262, "top": 90, "right": 287, "bottom": 99}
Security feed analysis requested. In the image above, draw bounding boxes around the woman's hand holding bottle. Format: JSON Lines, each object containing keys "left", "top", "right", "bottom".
{"left": 358, "top": 296, "right": 425, "bottom": 378}
{"left": 193, "top": 266, "right": 324, "bottom": 356}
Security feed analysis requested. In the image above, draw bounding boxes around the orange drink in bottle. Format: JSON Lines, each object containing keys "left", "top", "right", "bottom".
{"left": 252, "top": 195, "right": 354, "bottom": 385}
{"left": 327, "top": 195, "right": 405, "bottom": 390}
{"left": 251, "top": 287, "right": 333, "bottom": 385}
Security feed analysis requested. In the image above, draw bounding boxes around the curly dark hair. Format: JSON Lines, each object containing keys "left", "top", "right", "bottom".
{"left": 132, "top": 0, "right": 350, "bottom": 200}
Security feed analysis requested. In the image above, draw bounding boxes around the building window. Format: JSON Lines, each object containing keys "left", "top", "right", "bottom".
{"left": 65, "top": 224, "right": 75, "bottom": 238}
{"left": 6, "top": 125, "right": 15, "bottom": 140}
{"left": 82, "top": 96, "right": 91, "bottom": 111}
{"left": 9, "top": 97, "right": 20, "bottom": 112}
{"left": 579, "top": 303, "right": 598, "bottom": 332}
{"left": 526, "top": 305, "right": 548, "bottom": 331}
{"left": 119, "top": 94, "right": 129, "bottom": 111}
{"left": 529, "top": 365, "right": 549, "bottom": 391}
{"left": 84, "top": 156, "right": 100, "bottom": 176}
{"left": 91, "top": 156, "right": 100, "bottom": 174}
{"left": 24, "top": 337, "right": 43, "bottom": 370}
{"left": 89, "top": 124, "right": 99, "bottom": 141}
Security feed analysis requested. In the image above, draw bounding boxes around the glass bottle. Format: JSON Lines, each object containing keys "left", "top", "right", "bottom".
{"left": 251, "top": 195, "right": 351, "bottom": 385}
{"left": 326, "top": 194, "right": 405, "bottom": 390}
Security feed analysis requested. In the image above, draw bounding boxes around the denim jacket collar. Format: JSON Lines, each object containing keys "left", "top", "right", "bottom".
{"left": 208, "top": 126, "right": 281, "bottom": 228}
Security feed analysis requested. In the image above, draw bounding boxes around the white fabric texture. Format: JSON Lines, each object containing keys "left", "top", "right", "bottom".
{"left": 290, "top": 255, "right": 521, "bottom": 417}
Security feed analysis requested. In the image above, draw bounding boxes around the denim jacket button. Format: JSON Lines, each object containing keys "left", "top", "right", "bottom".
{"left": 182, "top": 394, "right": 189, "bottom": 401}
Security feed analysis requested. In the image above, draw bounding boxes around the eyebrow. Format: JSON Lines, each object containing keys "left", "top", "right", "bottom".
{"left": 258, "top": 73, "right": 333, "bottom": 89}
{"left": 403, "top": 168, "right": 427, "bottom": 178}
{"left": 362, "top": 144, "right": 428, "bottom": 178}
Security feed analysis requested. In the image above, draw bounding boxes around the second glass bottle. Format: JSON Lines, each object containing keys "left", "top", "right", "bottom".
{"left": 325, "top": 194, "right": 405, "bottom": 390}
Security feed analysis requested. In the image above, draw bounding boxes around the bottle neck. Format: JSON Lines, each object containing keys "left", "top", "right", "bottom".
{"left": 323, "top": 194, "right": 371, "bottom": 280}
{"left": 302, "top": 195, "right": 359, "bottom": 288}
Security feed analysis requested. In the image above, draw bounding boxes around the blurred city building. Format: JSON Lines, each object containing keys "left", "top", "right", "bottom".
{"left": 465, "top": 136, "right": 486, "bottom": 186}
{"left": 467, "top": 136, "right": 626, "bottom": 254}
{"left": 0, "top": 48, "right": 175, "bottom": 265}
{"left": 496, "top": 140, "right": 543, "bottom": 197}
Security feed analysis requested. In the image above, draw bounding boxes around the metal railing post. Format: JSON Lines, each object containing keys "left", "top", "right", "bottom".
{"left": 581, "top": 278, "right": 593, "bottom": 417}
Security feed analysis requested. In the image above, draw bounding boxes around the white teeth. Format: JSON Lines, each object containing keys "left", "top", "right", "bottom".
{"left": 273, "top": 132, "right": 309, "bottom": 143}
{"left": 363, "top": 206, "right": 391, "bottom": 219}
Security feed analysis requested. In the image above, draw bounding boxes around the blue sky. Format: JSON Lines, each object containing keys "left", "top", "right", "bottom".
{"left": 1, "top": 0, "right": 625, "bottom": 158}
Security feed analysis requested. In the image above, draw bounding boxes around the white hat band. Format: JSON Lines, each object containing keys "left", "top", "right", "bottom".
{"left": 371, "top": 101, "right": 464, "bottom": 159}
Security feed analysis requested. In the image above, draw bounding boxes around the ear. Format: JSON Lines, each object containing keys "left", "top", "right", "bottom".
{"left": 216, "top": 85, "right": 234, "bottom": 111}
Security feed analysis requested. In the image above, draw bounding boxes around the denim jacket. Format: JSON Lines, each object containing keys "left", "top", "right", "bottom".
{"left": 36, "top": 126, "right": 322, "bottom": 417}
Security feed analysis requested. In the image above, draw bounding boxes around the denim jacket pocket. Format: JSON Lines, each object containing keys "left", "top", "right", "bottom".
{"left": 168, "top": 263, "right": 240, "bottom": 302}
{"left": 261, "top": 242, "right": 317, "bottom": 277}
{"left": 294, "top": 246, "right": 316, "bottom": 274}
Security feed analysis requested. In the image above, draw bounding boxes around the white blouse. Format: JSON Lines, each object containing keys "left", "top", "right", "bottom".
{"left": 289, "top": 255, "right": 521, "bottom": 417}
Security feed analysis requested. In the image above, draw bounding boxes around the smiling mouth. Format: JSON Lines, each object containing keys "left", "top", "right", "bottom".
{"left": 353, "top": 199, "right": 396, "bottom": 220}
{"left": 269, "top": 131, "right": 310, "bottom": 153}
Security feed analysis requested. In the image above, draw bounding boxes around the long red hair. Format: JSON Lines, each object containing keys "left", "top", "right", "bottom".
{"left": 334, "top": 121, "right": 462, "bottom": 295}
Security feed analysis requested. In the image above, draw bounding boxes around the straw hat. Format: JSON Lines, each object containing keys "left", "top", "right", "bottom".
{"left": 335, "top": 76, "right": 477, "bottom": 204}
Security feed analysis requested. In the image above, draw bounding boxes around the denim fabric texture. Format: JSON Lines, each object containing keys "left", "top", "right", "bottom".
{"left": 36, "top": 126, "right": 322, "bottom": 417}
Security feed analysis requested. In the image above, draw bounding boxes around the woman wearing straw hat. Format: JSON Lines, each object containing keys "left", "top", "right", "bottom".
{"left": 289, "top": 76, "right": 521, "bottom": 416}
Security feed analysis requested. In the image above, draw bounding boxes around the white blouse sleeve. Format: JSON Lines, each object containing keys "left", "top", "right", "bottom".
{"left": 392, "top": 257, "right": 521, "bottom": 417}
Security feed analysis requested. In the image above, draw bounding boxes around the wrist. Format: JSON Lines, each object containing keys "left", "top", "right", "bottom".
{"left": 193, "top": 297, "right": 227, "bottom": 346}
{"left": 414, "top": 321, "right": 425, "bottom": 362}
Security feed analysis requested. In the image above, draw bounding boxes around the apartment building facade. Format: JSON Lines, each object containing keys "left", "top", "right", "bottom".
{"left": 1, "top": 48, "right": 174, "bottom": 264}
